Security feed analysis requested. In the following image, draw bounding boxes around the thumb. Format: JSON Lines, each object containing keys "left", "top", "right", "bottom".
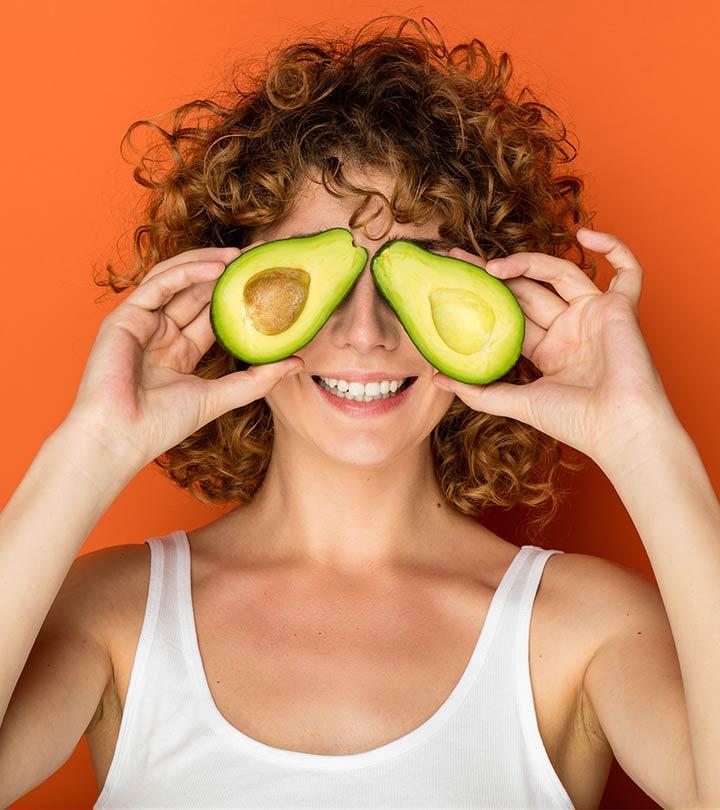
{"left": 204, "top": 356, "right": 304, "bottom": 418}
{"left": 432, "top": 372, "right": 526, "bottom": 421}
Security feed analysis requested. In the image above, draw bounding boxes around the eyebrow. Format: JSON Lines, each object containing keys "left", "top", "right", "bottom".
{"left": 284, "top": 230, "right": 456, "bottom": 254}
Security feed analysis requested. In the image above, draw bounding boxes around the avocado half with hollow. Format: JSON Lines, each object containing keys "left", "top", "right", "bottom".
{"left": 210, "top": 227, "right": 369, "bottom": 364}
{"left": 210, "top": 227, "right": 525, "bottom": 384}
{"left": 370, "top": 240, "right": 525, "bottom": 385}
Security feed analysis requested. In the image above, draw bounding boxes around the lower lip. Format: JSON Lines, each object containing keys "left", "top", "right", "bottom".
{"left": 311, "top": 377, "right": 417, "bottom": 416}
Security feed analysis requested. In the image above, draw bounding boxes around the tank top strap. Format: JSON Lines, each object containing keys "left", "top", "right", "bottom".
{"left": 124, "top": 529, "right": 190, "bottom": 674}
{"left": 509, "top": 545, "right": 564, "bottom": 646}
{"left": 147, "top": 530, "right": 189, "bottom": 651}
{"left": 480, "top": 545, "right": 562, "bottom": 664}
{"left": 498, "top": 546, "right": 572, "bottom": 796}
{"left": 93, "top": 530, "right": 188, "bottom": 810}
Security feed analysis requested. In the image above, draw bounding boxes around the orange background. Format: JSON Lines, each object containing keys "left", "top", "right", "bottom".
{"left": 2, "top": 1, "right": 719, "bottom": 808}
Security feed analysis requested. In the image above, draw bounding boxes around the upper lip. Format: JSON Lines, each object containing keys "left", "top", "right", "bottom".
{"left": 311, "top": 370, "right": 418, "bottom": 383}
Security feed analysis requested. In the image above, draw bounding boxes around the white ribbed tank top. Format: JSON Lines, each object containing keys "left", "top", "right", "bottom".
{"left": 93, "top": 530, "right": 574, "bottom": 810}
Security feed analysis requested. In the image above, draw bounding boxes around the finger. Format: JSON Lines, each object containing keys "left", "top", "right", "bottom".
{"left": 202, "top": 356, "right": 305, "bottom": 420}
{"left": 139, "top": 245, "right": 243, "bottom": 285}
{"left": 451, "top": 247, "right": 601, "bottom": 304}
{"left": 162, "top": 279, "right": 216, "bottom": 330}
{"left": 124, "top": 261, "right": 226, "bottom": 313}
{"left": 432, "top": 372, "right": 530, "bottom": 422}
{"left": 504, "top": 276, "right": 568, "bottom": 331}
{"left": 181, "top": 301, "right": 216, "bottom": 358}
{"left": 152, "top": 243, "right": 268, "bottom": 327}
{"left": 521, "top": 315, "right": 546, "bottom": 361}
{"left": 575, "top": 228, "right": 643, "bottom": 307}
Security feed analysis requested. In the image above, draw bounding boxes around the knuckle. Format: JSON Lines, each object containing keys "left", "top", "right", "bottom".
{"left": 105, "top": 303, "right": 151, "bottom": 329}
{"left": 138, "top": 266, "right": 161, "bottom": 285}
{"left": 159, "top": 283, "right": 174, "bottom": 300}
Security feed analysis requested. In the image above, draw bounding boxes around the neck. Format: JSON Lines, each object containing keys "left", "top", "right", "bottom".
{"left": 219, "top": 432, "right": 464, "bottom": 575}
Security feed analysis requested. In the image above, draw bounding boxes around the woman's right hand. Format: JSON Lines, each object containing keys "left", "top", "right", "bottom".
{"left": 64, "top": 243, "right": 304, "bottom": 472}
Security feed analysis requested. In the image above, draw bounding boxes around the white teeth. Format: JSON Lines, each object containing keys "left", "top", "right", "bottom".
{"left": 315, "top": 376, "right": 411, "bottom": 402}
{"left": 319, "top": 376, "right": 407, "bottom": 395}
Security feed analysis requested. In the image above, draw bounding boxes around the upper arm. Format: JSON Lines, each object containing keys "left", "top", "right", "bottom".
{"left": 575, "top": 552, "right": 698, "bottom": 809}
{"left": 0, "top": 545, "right": 137, "bottom": 807}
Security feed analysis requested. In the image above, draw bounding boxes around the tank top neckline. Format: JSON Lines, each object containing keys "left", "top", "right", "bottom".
{"left": 173, "top": 529, "right": 535, "bottom": 770}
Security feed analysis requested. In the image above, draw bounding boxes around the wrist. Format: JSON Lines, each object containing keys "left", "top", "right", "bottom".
{"left": 590, "top": 393, "right": 683, "bottom": 468}
{"left": 53, "top": 409, "right": 148, "bottom": 485}
{"left": 594, "top": 408, "right": 697, "bottom": 483}
{"left": 0, "top": 411, "right": 145, "bottom": 561}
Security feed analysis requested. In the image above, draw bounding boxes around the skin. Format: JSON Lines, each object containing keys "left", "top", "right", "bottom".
{"left": 82, "top": 166, "right": 619, "bottom": 808}
{"left": 87, "top": 161, "right": 708, "bottom": 808}
{"left": 218, "top": 166, "right": 482, "bottom": 572}
{"left": 2, "top": 162, "right": 712, "bottom": 809}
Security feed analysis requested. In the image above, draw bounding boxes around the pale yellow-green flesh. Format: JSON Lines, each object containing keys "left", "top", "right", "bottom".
{"left": 212, "top": 230, "right": 367, "bottom": 364}
{"left": 372, "top": 243, "right": 525, "bottom": 384}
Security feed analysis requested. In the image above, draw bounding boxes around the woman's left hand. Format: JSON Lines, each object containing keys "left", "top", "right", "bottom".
{"left": 431, "top": 227, "right": 679, "bottom": 465}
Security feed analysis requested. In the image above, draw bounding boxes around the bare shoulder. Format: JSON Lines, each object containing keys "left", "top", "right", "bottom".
{"left": 74, "top": 543, "right": 152, "bottom": 726}
{"left": 544, "top": 549, "right": 666, "bottom": 636}
{"left": 544, "top": 549, "right": 696, "bottom": 808}
{"left": 43, "top": 541, "right": 151, "bottom": 651}
{"left": 538, "top": 547, "right": 671, "bottom": 729}
{"left": 537, "top": 548, "right": 668, "bottom": 667}
{"left": 76, "top": 542, "right": 151, "bottom": 627}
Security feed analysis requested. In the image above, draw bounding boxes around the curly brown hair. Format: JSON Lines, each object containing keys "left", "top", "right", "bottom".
{"left": 96, "top": 14, "right": 595, "bottom": 544}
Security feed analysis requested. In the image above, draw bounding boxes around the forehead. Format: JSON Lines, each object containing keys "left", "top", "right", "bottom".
{"left": 256, "top": 165, "right": 453, "bottom": 253}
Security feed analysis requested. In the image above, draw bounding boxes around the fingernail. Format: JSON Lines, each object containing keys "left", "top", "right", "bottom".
{"left": 433, "top": 374, "right": 453, "bottom": 391}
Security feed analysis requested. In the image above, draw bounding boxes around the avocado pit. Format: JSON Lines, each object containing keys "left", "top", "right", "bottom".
{"left": 243, "top": 266, "right": 311, "bottom": 335}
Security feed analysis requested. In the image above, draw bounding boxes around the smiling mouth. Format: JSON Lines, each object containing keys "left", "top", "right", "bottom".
{"left": 310, "top": 375, "right": 418, "bottom": 399}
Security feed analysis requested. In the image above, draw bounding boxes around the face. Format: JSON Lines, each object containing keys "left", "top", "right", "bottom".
{"left": 254, "top": 165, "right": 478, "bottom": 467}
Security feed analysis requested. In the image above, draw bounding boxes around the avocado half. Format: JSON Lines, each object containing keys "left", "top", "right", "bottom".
{"left": 210, "top": 227, "right": 369, "bottom": 364}
{"left": 210, "top": 227, "right": 525, "bottom": 384}
{"left": 370, "top": 240, "right": 525, "bottom": 385}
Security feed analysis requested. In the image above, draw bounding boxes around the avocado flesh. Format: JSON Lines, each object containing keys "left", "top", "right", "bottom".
{"left": 210, "top": 228, "right": 369, "bottom": 364}
{"left": 371, "top": 240, "right": 525, "bottom": 384}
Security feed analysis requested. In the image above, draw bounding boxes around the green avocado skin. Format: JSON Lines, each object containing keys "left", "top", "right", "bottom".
{"left": 209, "top": 228, "right": 368, "bottom": 365}
{"left": 210, "top": 227, "right": 524, "bottom": 384}
{"left": 369, "top": 238, "right": 525, "bottom": 385}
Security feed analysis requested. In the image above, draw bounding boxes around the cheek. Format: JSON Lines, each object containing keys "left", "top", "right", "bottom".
{"left": 258, "top": 377, "right": 299, "bottom": 418}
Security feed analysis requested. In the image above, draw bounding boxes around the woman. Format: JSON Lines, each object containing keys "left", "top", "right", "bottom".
{"left": 1, "top": 15, "right": 718, "bottom": 810}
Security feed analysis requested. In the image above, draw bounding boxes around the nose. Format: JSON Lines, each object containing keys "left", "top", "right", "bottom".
{"left": 325, "top": 261, "right": 403, "bottom": 354}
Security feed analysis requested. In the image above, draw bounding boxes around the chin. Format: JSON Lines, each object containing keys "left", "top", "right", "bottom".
{"left": 309, "top": 428, "right": 415, "bottom": 468}
{"left": 321, "top": 445, "right": 406, "bottom": 468}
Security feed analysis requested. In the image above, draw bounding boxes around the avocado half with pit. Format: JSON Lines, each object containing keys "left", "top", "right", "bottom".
{"left": 210, "top": 228, "right": 369, "bottom": 364}
{"left": 210, "top": 227, "right": 525, "bottom": 384}
{"left": 370, "top": 240, "right": 525, "bottom": 384}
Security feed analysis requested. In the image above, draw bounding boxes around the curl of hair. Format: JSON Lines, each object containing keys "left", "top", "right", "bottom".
{"left": 95, "top": 14, "right": 595, "bottom": 544}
